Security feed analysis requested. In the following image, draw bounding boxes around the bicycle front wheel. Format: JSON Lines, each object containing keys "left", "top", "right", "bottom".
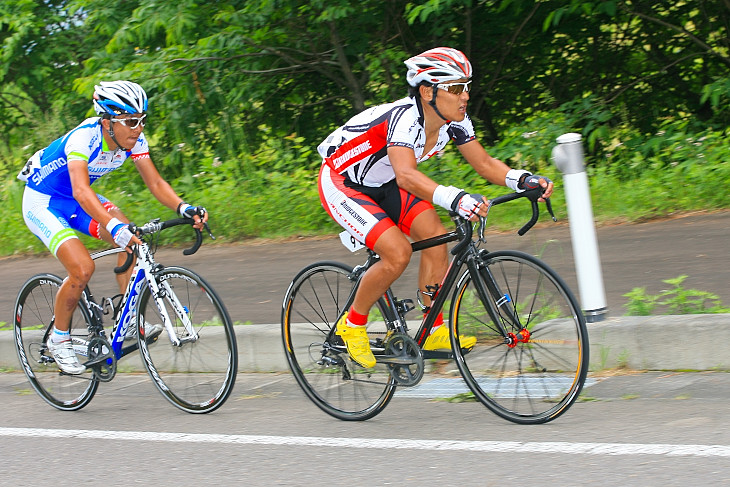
{"left": 282, "top": 261, "right": 396, "bottom": 421}
{"left": 451, "top": 250, "right": 589, "bottom": 424}
{"left": 137, "top": 266, "right": 237, "bottom": 413}
{"left": 13, "top": 274, "right": 99, "bottom": 411}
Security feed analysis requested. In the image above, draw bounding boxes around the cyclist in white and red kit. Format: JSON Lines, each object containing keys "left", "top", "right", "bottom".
{"left": 318, "top": 47, "right": 553, "bottom": 368}
{"left": 19, "top": 80, "right": 207, "bottom": 375}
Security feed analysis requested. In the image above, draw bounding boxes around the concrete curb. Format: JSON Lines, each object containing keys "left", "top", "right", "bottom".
{"left": 2, "top": 314, "right": 729, "bottom": 373}
{"left": 587, "top": 314, "right": 730, "bottom": 371}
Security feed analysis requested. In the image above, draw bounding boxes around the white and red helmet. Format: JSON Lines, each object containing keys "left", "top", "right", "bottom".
{"left": 404, "top": 47, "right": 472, "bottom": 87}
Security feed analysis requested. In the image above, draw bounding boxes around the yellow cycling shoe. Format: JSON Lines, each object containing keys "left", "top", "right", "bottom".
{"left": 423, "top": 324, "right": 477, "bottom": 351}
{"left": 335, "top": 313, "right": 376, "bottom": 368}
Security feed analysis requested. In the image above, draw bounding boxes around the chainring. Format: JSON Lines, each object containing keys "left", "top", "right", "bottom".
{"left": 86, "top": 336, "right": 117, "bottom": 382}
{"left": 383, "top": 333, "right": 424, "bottom": 387}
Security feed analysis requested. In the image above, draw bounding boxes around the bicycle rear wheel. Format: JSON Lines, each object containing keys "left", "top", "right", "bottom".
{"left": 13, "top": 274, "right": 99, "bottom": 411}
{"left": 282, "top": 261, "right": 396, "bottom": 421}
{"left": 137, "top": 266, "right": 237, "bottom": 413}
{"left": 450, "top": 250, "right": 588, "bottom": 424}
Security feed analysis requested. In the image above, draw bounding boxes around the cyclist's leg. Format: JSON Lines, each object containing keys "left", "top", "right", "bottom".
{"left": 407, "top": 207, "right": 449, "bottom": 305}
{"left": 22, "top": 188, "right": 94, "bottom": 334}
{"left": 22, "top": 188, "right": 92, "bottom": 374}
{"left": 319, "top": 166, "right": 412, "bottom": 366}
{"left": 403, "top": 201, "right": 476, "bottom": 350}
{"left": 352, "top": 227, "right": 412, "bottom": 315}
{"left": 54, "top": 240, "right": 95, "bottom": 332}
{"left": 319, "top": 165, "right": 412, "bottom": 316}
{"left": 76, "top": 195, "right": 133, "bottom": 294}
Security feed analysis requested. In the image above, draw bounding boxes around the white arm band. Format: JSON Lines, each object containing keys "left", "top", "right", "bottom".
{"left": 432, "top": 185, "right": 464, "bottom": 211}
{"left": 505, "top": 169, "right": 531, "bottom": 191}
{"left": 105, "top": 217, "right": 124, "bottom": 234}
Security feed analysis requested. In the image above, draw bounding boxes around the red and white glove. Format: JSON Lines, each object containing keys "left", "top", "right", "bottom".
{"left": 432, "top": 185, "right": 483, "bottom": 219}
{"left": 454, "top": 193, "right": 483, "bottom": 219}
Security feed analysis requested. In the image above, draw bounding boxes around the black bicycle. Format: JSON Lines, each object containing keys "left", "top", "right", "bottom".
{"left": 281, "top": 188, "right": 589, "bottom": 424}
{"left": 13, "top": 216, "right": 237, "bottom": 413}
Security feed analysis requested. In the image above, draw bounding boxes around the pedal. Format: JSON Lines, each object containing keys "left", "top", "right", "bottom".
{"left": 396, "top": 298, "right": 415, "bottom": 316}
{"left": 416, "top": 284, "right": 440, "bottom": 311}
{"left": 84, "top": 336, "right": 116, "bottom": 382}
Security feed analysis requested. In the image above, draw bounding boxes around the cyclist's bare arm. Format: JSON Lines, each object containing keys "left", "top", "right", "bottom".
{"left": 134, "top": 156, "right": 207, "bottom": 230}
{"left": 67, "top": 159, "right": 141, "bottom": 247}
{"left": 389, "top": 145, "right": 488, "bottom": 220}
{"left": 457, "top": 139, "right": 554, "bottom": 200}
{"left": 388, "top": 146, "right": 440, "bottom": 201}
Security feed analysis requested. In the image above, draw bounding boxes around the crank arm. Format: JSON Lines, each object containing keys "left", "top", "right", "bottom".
{"left": 82, "top": 355, "right": 111, "bottom": 367}
{"left": 376, "top": 354, "right": 420, "bottom": 366}
{"left": 421, "top": 350, "right": 454, "bottom": 360}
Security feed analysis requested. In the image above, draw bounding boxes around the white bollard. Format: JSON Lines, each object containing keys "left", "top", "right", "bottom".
{"left": 552, "top": 133, "right": 608, "bottom": 322}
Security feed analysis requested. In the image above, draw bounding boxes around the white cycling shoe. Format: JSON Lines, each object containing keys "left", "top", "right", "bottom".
{"left": 46, "top": 338, "right": 86, "bottom": 375}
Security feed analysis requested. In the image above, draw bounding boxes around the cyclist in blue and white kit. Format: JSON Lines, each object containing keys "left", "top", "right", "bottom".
{"left": 318, "top": 47, "right": 553, "bottom": 368}
{"left": 19, "top": 80, "right": 207, "bottom": 375}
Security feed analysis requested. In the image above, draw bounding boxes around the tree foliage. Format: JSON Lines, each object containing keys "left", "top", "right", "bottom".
{"left": 1, "top": 0, "right": 728, "bottom": 176}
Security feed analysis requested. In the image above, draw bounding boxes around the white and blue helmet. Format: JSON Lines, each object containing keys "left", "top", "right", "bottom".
{"left": 93, "top": 80, "right": 148, "bottom": 116}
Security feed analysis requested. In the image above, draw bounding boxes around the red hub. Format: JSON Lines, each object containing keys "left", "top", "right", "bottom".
{"left": 507, "top": 328, "right": 531, "bottom": 348}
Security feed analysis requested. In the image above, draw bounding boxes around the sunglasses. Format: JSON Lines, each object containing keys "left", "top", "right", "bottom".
{"left": 110, "top": 114, "right": 147, "bottom": 129}
{"left": 436, "top": 80, "right": 472, "bottom": 95}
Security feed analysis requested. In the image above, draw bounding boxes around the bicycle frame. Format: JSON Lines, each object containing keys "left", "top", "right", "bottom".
{"left": 282, "top": 188, "right": 587, "bottom": 423}
{"left": 79, "top": 243, "right": 199, "bottom": 362}
{"left": 329, "top": 215, "right": 512, "bottom": 357}
{"left": 333, "top": 194, "right": 544, "bottom": 362}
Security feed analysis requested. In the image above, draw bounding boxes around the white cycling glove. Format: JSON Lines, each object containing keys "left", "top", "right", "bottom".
{"left": 432, "top": 185, "right": 483, "bottom": 219}
{"left": 455, "top": 193, "right": 484, "bottom": 219}
{"left": 106, "top": 218, "right": 134, "bottom": 249}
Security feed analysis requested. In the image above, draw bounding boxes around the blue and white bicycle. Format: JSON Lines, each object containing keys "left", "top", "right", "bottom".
{"left": 13, "top": 216, "right": 237, "bottom": 413}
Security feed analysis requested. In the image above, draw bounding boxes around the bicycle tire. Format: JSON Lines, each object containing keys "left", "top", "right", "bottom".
{"left": 450, "top": 250, "right": 589, "bottom": 424}
{"left": 13, "top": 274, "right": 99, "bottom": 411}
{"left": 137, "top": 266, "right": 237, "bottom": 413}
{"left": 282, "top": 261, "right": 396, "bottom": 421}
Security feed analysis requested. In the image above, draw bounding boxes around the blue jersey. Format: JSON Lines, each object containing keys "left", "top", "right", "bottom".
{"left": 19, "top": 117, "right": 150, "bottom": 197}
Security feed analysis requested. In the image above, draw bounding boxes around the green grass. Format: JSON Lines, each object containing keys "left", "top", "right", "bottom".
{"left": 623, "top": 275, "right": 730, "bottom": 316}
{"left": 3, "top": 115, "right": 729, "bottom": 257}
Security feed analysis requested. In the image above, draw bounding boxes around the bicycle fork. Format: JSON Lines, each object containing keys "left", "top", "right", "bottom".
{"left": 146, "top": 272, "right": 198, "bottom": 347}
{"left": 467, "top": 255, "right": 528, "bottom": 347}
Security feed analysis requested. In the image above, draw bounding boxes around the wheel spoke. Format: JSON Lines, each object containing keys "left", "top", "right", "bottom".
{"left": 138, "top": 267, "right": 237, "bottom": 413}
{"left": 282, "top": 262, "right": 396, "bottom": 421}
{"left": 14, "top": 274, "right": 98, "bottom": 411}
{"left": 451, "top": 251, "right": 588, "bottom": 424}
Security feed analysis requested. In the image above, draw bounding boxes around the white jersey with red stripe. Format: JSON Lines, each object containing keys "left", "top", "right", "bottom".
{"left": 18, "top": 117, "right": 150, "bottom": 197}
{"left": 317, "top": 96, "right": 475, "bottom": 187}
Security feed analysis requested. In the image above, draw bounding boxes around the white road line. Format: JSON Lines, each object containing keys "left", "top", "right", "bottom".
{"left": 0, "top": 427, "right": 729, "bottom": 457}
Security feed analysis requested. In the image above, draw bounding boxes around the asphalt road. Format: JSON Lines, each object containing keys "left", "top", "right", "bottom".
{"left": 1, "top": 211, "right": 729, "bottom": 485}
{"left": 2, "top": 209, "right": 728, "bottom": 325}
{"left": 1, "top": 370, "right": 730, "bottom": 486}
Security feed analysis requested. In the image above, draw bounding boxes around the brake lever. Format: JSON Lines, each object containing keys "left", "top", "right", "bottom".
{"left": 477, "top": 200, "right": 494, "bottom": 243}
{"left": 203, "top": 222, "right": 216, "bottom": 240}
{"left": 544, "top": 197, "right": 557, "bottom": 222}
